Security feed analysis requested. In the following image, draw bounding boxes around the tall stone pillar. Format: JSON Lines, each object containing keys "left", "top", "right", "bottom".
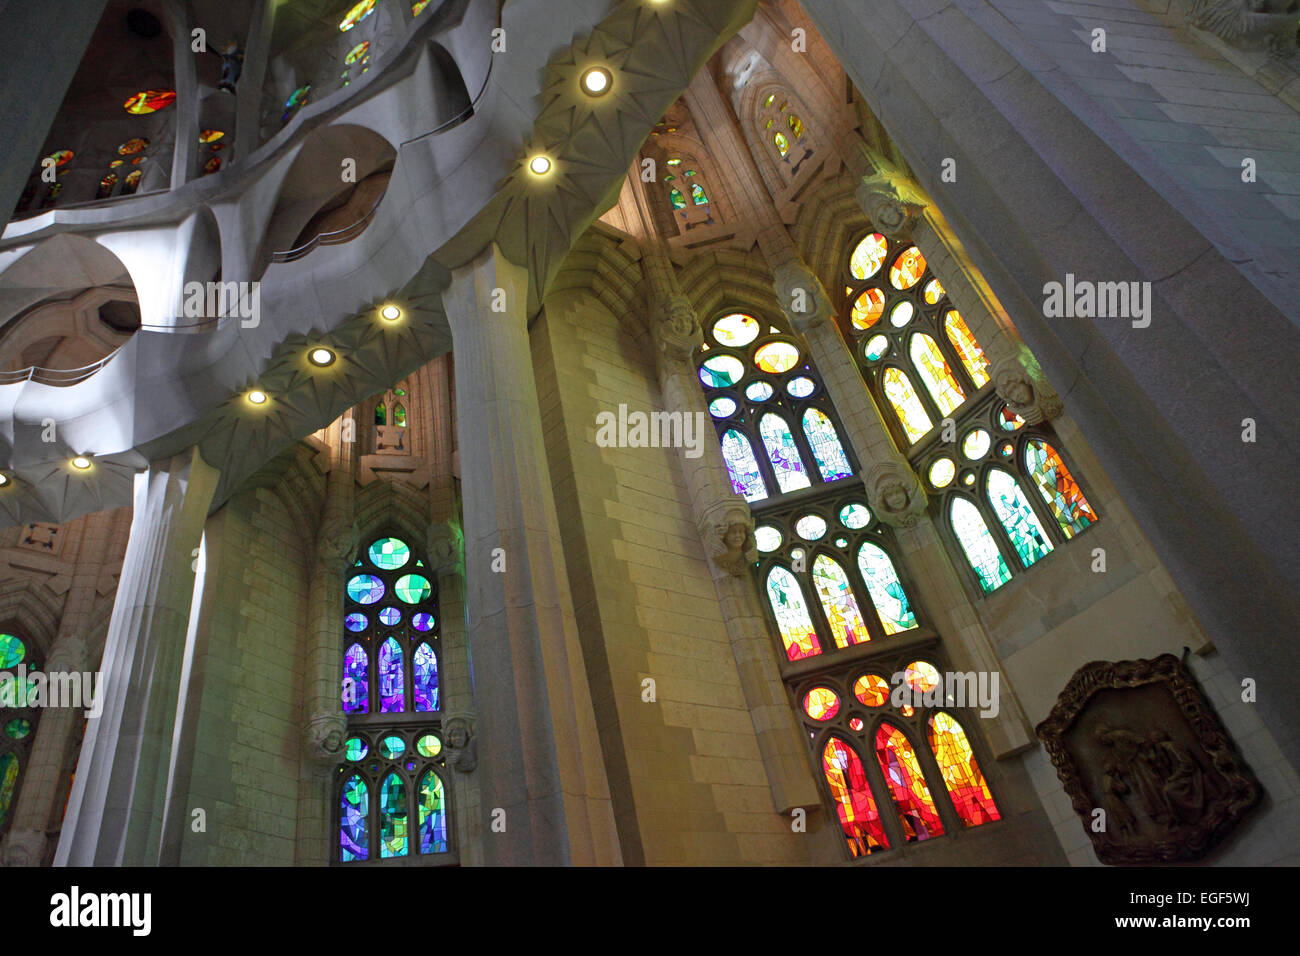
{"left": 440, "top": 243, "right": 620, "bottom": 866}
{"left": 234, "top": 0, "right": 274, "bottom": 162}
{"left": 53, "top": 447, "right": 219, "bottom": 866}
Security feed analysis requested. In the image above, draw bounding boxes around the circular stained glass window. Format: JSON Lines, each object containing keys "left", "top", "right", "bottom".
{"left": 999, "top": 441, "right": 1014, "bottom": 457}
{"left": 863, "top": 334, "right": 889, "bottom": 361}
{"left": 712, "top": 313, "right": 760, "bottom": 347}
{"left": 962, "top": 472, "right": 976, "bottom": 486}
{"left": 998, "top": 405, "right": 1026, "bottom": 431}
{"left": 0, "top": 633, "right": 25, "bottom": 668}
{"left": 962, "top": 428, "right": 992, "bottom": 460}
{"left": 889, "top": 246, "right": 926, "bottom": 290}
{"left": 709, "top": 397, "right": 737, "bottom": 418}
{"left": 395, "top": 574, "right": 432, "bottom": 604}
{"left": 900, "top": 705, "right": 915, "bottom": 717}
{"left": 795, "top": 514, "right": 827, "bottom": 540}
{"left": 416, "top": 734, "right": 441, "bottom": 758}
{"left": 889, "top": 300, "right": 914, "bottom": 328}
{"left": 378, "top": 607, "right": 402, "bottom": 626}
{"left": 904, "top": 660, "right": 942, "bottom": 694}
{"left": 412, "top": 612, "right": 435, "bottom": 631}
{"left": 745, "top": 381, "right": 775, "bottom": 402}
{"left": 849, "top": 717, "right": 864, "bottom": 732}
{"left": 345, "top": 613, "right": 368, "bottom": 632}
{"left": 790, "top": 547, "right": 805, "bottom": 563}
{"left": 786, "top": 376, "right": 815, "bottom": 398}
{"left": 754, "top": 342, "right": 800, "bottom": 374}
{"left": 839, "top": 503, "right": 871, "bottom": 529}
{"left": 5, "top": 718, "right": 31, "bottom": 740}
{"left": 834, "top": 537, "right": 848, "bottom": 548}
{"left": 850, "top": 233, "right": 889, "bottom": 280}
{"left": 346, "top": 574, "right": 385, "bottom": 605}
{"left": 854, "top": 674, "right": 890, "bottom": 707}
{"left": 929, "top": 458, "right": 956, "bottom": 488}
{"left": 923, "top": 278, "right": 945, "bottom": 305}
{"left": 850, "top": 288, "right": 886, "bottom": 330}
{"left": 368, "top": 537, "right": 410, "bottom": 570}
{"left": 117, "top": 138, "right": 149, "bottom": 155}
{"left": 700, "top": 355, "right": 745, "bottom": 388}
{"left": 379, "top": 735, "right": 406, "bottom": 759}
{"left": 755, "top": 525, "right": 783, "bottom": 553}
{"left": 345, "top": 736, "right": 368, "bottom": 760}
{"left": 803, "top": 687, "right": 840, "bottom": 721}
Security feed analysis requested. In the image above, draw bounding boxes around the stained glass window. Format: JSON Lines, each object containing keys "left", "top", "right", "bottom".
{"left": 944, "top": 311, "right": 990, "bottom": 387}
{"left": 418, "top": 770, "right": 449, "bottom": 853}
{"left": 283, "top": 85, "right": 311, "bottom": 123}
{"left": 690, "top": 183, "right": 708, "bottom": 205}
{"left": 882, "top": 367, "right": 932, "bottom": 443}
{"left": 823, "top": 737, "right": 889, "bottom": 857}
{"left": 950, "top": 497, "right": 1011, "bottom": 593}
{"left": 339, "top": 0, "right": 377, "bottom": 31}
{"left": 412, "top": 0, "right": 433, "bottom": 14}
{"left": 928, "top": 712, "right": 1000, "bottom": 827}
{"left": 875, "top": 723, "right": 944, "bottom": 841}
{"left": 759, "top": 413, "right": 811, "bottom": 493}
{"left": 0, "top": 633, "right": 39, "bottom": 840}
{"left": 413, "top": 643, "right": 438, "bottom": 711}
{"left": 378, "top": 638, "right": 404, "bottom": 713}
{"left": 669, "top": 187, "right": 685, "bottom": 209}
{"left": 986, "top": 468, "right": 1053, "bottom": 568}
{"left": 340, "top": 775, "right": 368, "bottom": 861}
{"left": 765, "top": 566, "right": 821, "bottom": 660}
{"left": 123, "top": 90, "right": 175, "bottom": 114}
{"left": 910, "top": 333, "right": 966, "bottom": 416}
{"left": 1024, "top": 440, "right": 1096, "bottom": 538}
{"left": 720, "top": 430, "right": 766, "bottom": 502}
{"left": 802, "top": 409, "right": 852, "bottom": 481}
{"left": 774, "top": 132, "right": 789, "bottom": 157}
{"left": 811, "top": 555, "right": 871, "bottom": 649}
{"left": 856, "top": 542, "right": 917, "bottom": 634}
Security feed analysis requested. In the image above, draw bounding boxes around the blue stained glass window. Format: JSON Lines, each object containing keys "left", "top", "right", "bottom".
{"left": 950, "top": 497, "right": 1012, "bottom": 593}
{"left": 343, "top": 643, "right": 369, "bottom": 714}
{"left": 721, "top": 429, "right": 768, "bottom": 502}
{"left": 378, "top": 638, "right": 404, "bottom": 713}
{"left": 759, "top": 413, "right": 811, "bottom": 494}
{"left": 340, "top": 774, "right": 369, "bottom": 861}
{"left": 986, "top": 469, "right": 1053, "bottom": 568}
{"left": 802, "top": 408, "right": 853, "bottom": 481}
{"left": 414, "top": 643, "right": 438, "bottom": 712}
{"left": 379, "top": 772, "right": 408, "bottom": 857}
{"left": 345, "top": 612, "right": 367, "bottom": 632}
{"left": 347, "top": 574, "right": 385, "bottom": 605}
{"left": 378, "top": 606, "right": 401, "bottom": 626}
{"left": 1023, "top": 440, "right": 1097, "bottom": 538}
{"left": 412, "top": 612, "right": 435, "bottom": 631}
{"left": 418, "top": 770, "right": 449, "bottom": 854}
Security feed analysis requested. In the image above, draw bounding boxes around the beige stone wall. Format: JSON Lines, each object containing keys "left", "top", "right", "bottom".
{"left": 532, "top": 286, "right": 818, "bottom": 865}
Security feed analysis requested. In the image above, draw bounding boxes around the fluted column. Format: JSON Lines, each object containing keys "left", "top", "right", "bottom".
{"left": 54, "top": 447, "right": 219, "bottom": 866}
{"left": 441, "top": 242, "right": 620, "bottom": 866}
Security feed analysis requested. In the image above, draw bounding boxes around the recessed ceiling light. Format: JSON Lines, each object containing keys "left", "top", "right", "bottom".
{"left": 247, "top": 390, "right": 268, "bottom": 405}
{"left": 0, "top": 473, "right": 9, "bottom": 487}
{"left": 71, "top": 456, "right": 92, "bottom": 470}
{"left": 380, "top": 305, "right": 401, "bottom": 321}
{"left": 529, "top": 155, "right": 552, "bottom": 175}
{"left": 581, "top": 67, "right": 611, "bottom": 96}
{"left": 308, "top": 347, "right": 336, "bottom": 367}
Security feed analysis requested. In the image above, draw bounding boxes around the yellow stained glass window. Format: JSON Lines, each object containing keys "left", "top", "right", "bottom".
{"left": 882, "top": 367, "right": 932, "bottom": 443}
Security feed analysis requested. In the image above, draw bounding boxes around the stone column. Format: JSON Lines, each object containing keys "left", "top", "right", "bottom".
{"left": 234, "top": 0, "right": 274, "bottom": 161}
{"left": 163, "top": 2, "right": 200, "bottom": 187}
{"left": 440, "top": 243, "right": 620, "bottom": 866}
{"left": 53, "top": 447, "right": 219, "bottom": 866}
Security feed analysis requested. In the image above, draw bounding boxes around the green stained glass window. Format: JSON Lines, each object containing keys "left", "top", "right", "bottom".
{"left": 4, "top": 719, "right": 31, "bottom": 741}
{"left": 1, "top": 754, "right": 20, "bottom": 828}
{"left": 669, "top": 187, "right": 685, "bottom": 209}
{"left": 393, "top": 404, "right": 406, "bottom": 427}
{"left": 690, "top": 183, "right": 709, "bottom": 205}
{"left": 986, "top": 469, "right": 1053, "bottom": 568}
{"left": 0, "top": 634, "right": 24, "bottom": 669}
{"left": 375, "top": 401, "right": 386, "bottom": 425}
{"left": 416, "top": 734, "right": 441, "bottom": 758}
{"left": 345, "top": 736, "right": 368, "bottom": 760}
{"left": 379, "top": 772, "right": 407, "bottom": 857}
{"left": 347, "top": 574, "right": 385, "bottom": 604}
{"left": 379, "top": 735, "right": 406, "bottom": 759}
{"left": 951, "top": 497, "right": 1011, "bottom": 593}
{"left": 368, "top": 537, "right": 410, "bottom": 570}
{"left": 395, "top": 574, "right": 432, "bottom": 604}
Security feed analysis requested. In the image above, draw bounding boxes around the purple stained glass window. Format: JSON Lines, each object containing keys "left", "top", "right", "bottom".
{"left": 345, "top": 612, "right": 367, "bottom": 632}
{"left": 412, "top": 612, "right": 435, "bottom": 631}
{"left": 340, "top": 774, "right": 368, "bottom": 861}
{"left": 414, "top": 642, "right": 438, "bottom": 712}
{"left": 378, "top": 606, "right": 401, "bottom": 626}
{"left": 759, "top": 413, "right": 811, "bottom": 494}
{"left": 343, "top": 643, "right": 368, "bottom": 714}
{"left": 721, "top": 429, "right": 767, "bottom": 502}
{"left": 802, "top": 408, "right": 853, "bottom": 481}
{"left": 379, "top": 637, "right": 404, "bottom": 713}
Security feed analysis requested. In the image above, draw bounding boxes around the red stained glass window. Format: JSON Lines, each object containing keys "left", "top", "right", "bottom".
{"left": 822, "top": 736, "right": 889, "bottom": 857}
{"left": 928, "top": 712, "right": 1000, "bottom": 827}
{"left": 874, "top": 723, "right": 944, "bottom": 841}
{"left": 123, "top": 90, "right": 175, "bottom": 114}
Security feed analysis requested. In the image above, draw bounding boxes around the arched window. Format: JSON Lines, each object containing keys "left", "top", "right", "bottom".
{"left": 697, "top": 311, "right": 856, "bottom": 503}
{"left": 338, "top": 534, "right": 451, "bottom": 864}
{"left": 796, "top": 657, "right": 1001, "bottom": 858}
{"left": 756, "top": 90, "right": 814, "bottom": 177}
{"left": 0, "top": 632, "right": 40, "bottom": 841}
{"left": 372, "top": 382, "right": 411, "bottom": 453}
{"left": 659, "top": 156, "right": 719, "bottom": 231}
{"left": 840, "top": 232, "right": 1098, "bottom": 593}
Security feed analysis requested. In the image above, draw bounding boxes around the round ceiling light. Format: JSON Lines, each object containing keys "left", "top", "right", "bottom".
{"left": 0, "top": 473, "right": 9, "bottom": 487}
{"left": 308, "top": 347, "right": 336, "bottom": 367}
{"left": 380, "top": 305, "right": 401, "bottom": 321}
{"left": 71, "top": 456, "right": 92, "bottom": 470}
{"left": 528, "top": 155, "right": 552, "bottom": 175}
{"left": 581, "top": 67, "right": 611, "bottom": 96}
{"left": 247, "top": 390, "right": 268, "bottom": 405}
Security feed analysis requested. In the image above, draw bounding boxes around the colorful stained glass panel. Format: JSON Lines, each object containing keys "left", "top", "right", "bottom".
{"left": 347, "top": 574, "right": 385, "bottom": 604}
{"left": 755, "top": 525, "right": 782, "bottom": 552}
{"left": 1024, "top": 440, "right": 1097, "bottom": 538}
{"left": 857, "top": 543, "right": 917, "bottom": 634}
{"left": 882, "top": 367, "right": 932, "bottom": 443}
{"left": 339, "top": 0, "right": 377, "bottom": 31}
{"left": 929, "top": 712, "right": 1000, "bottom": 826}
{"left": 720, "top": 429, "right": 767, "bottom": 501}
{"left": 839, "top": 503, "right": 871, "bottom": 529}
{"left": 766, "top": 566, "right": 821, "bottom": 660}
{"left": 117, "top": 138, "right": 149, "bottom": 155}
{"left": 929, "top": 458, "right": 956, "bottom": 488}
{"left": 854, "top": 674, "right": 890, "bottom": 708}
{"left": 851, "top": 288, "right": 885, "bottom": 329}
{"left": 823, "top": 737, "right": 889, "bottom": 857}
{"left": 379, "top": 772, "right": 407, "bottom": 857}
{"left": 889, "top": 246, "right": 926, "bottom": 290}
{"left": 343, "top": 643, "right": 368, "bottom": 714}
{"left": 987, "top": 469, "right": 1053, "bottom": 568}
{"left": 345, "top": 612, "right": 367, "bottom": 632}
{"left": 875, "top": 724, "right": 944, "bottom": 841}
{"left": 369, "top": 537, "right": 410, "bottom": 569}
{"left": 123, "top": 90, "right": 175, "bottom": 114}
{"left": 812, "top": 554, "right": 871, "bottom": 648}
{"left": 804, "top": 687, "right": 840, "bottom": 721}
{"left": 416, "top": 734, "right": 441, "bottom": 758}
{"left": 910, "top": 333, "right": 966, "bottom": 416}
{"left": 412, "top": 612, "right": 435, "bottom": 631}
{"left": 962, "top": 428, "right": 992, "bottom": 460}
{"left": 802, "top": 408, "right": 853, "bottom": 481}
{"left": 395, "top": 574, "right": 432, "bottom": 604}
{"left": 378, "top": 607, "right": 401, "bottom": 626}
{"left": 787, "top": 376, "right": 815, "bottom": 398}
{"left": 944, "top": 311, "right": 990, "bottom": 387}
{"left": 5, "top": 718, "right": 31, "bottom": 740}
{"left": 745, "top": 381, "right": 774, "bottom": 402}
{"left": 795, "top": 514, "right": 827, "bottom": 540}
{"left": 414, "top": 642, "right": 438, "bottom": 712}
{"left": 340, "top": 774, "right": 368, "bottom": 861}
{"left": 709, "top": 397, "right": 737, "bottom": 418}
{"left": 418, "top": 770, "right": 448, "bottom": 853}
{"left": 850, "top": 234, "right": 888, "bottom": 281}
{"left": 863, "top": 334, "right": 889, "bottom": 361}
{"left": 699, "top": 355, "right": 745, "bottom": 388}
{"left": 754, "top": 342, "right": 800, "bottom": 374}
{"left": 950, "top": 497, "right": 1012, "bottom": 592}
{"left": 378, "top": 638, "right": 404, "bottom": 713}
{"left": 380, "top": 735, "right": 406, "bottom": 759}
{"left": 759, "top": 414, "right": 810, "bottom": 493}
{"left": 0, "top": 634, "right": 24, "bottom": 668}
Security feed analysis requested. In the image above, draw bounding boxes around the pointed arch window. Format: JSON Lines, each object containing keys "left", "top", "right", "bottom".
{"left": 373, "top": 383, "right": 411, "bottom": 453}
{"left": 337, "top": 534, "right": 453, "bottom": 864}
{"left": 756, "top": 89, "right": 814, "bottom": 177}
{"left": 0, "top": 632, "right": 40, "bottom": 841}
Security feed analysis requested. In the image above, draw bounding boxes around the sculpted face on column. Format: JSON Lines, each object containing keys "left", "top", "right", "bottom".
{"left": 993, "top": 358, "right": 1063, "bottom": 425}
{"left": 866, "top": 459, "right": 928, "bottom": 529}
{"left": 651, "top": 293, "right": 702, "bottom": 363}
{"left": 303, "top": 713, "right": 348, "bottom": 766}
{"left": 855, "top": 163, "right": 928, "bottom": 243}
{"left": 315, "top": 520, "right": 360, "bottom": 575}
{"left": 426, "top": 521, "right": 465, "bottom": 575}
{"left": 698, "top": 497, "right": 757, "bottom": 576}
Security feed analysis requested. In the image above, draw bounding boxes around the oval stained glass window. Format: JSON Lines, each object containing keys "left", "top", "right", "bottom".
{"left": 395, "top": 574, "right": 432, "bottom": 604}
{"left": 812, "top": 555, "right": 871, "bottom": 648}
{"left": 802, "top": 408, "right": 853, "bottom": 481}
{"left": 345, "top": 41, "right": 370, "bottom": 64}
{"left": 889, "top": 246, "right": 926, "bottom": 290}
{"left": 378, "top": 638, "right": 404, "bottom": 713}
{"left": 721, "top": 429, "right": 767, "bottom": 501}
{"left": 923, "top": 278, "right": 945, "bottom": 305}
{"left": 857, "top": 543, "right": 917, "bottom": 634}
{"left": 123, "top": 90, "right": 175, "bottom": 114}
{"left": 5, "top": 718, "right": 31, "bottom": 740}
{"left": 903, "top": 660, "right": 942, "bottom": 694}
{"left": 986, "top": 469, "right": 1054, "bottom": 568}
{"left": 379, "top": 772, "right": 408, "bottom": 857}
{"left": 412, "top": 612, "right": 435, "bottom": 631}
{"left": 339, "top": 0, "right": 377, "bottom": 31}
{"left": 765, "top": 566, "right": 821, "bottom": 660}
{"left": 414, "top": 643, "right": 438, "bottom": 712}
{"left": 910, "top": 333, "right": 966, "bottom": 415}
{"left": 343, "top": 644, "right": 368, "bottom": 714}
{"left": 378, "top": 607, "right": 401, "bottom": 626}
{"left": 786, "top": 376, "right": 815, "bottom": 398}
{"left": 708, "top": 397, "right": 737, "bottom": 418}
{"left": 345, "top": 612, "right": 368, "bottom": 632}
{"left": 117, "top": 138, "right": 149, "bottom": 155}
{"left": 929, "top": 458, "right": 956, "bottom": 488}
{"left": 380, "top": 735, "right": 406, "bottom": 759}
{"left": 795, "top": 514, "right": 827, "bottom": 540}
{"left": 774, "top": 131, "right": 789, "bottom": 156}
{"left": 347, "top": 574, "right": 385, "bottom": 604}
{"left": 345, "top": 736, "right": 368, "bottom": 760}
{"left": 962, "top": 428, "right": 992, "bottom": 460}
{"left": 882, "top": 368, "right": 933, "bottom": 443}
{"left": 369, "top": 537, "right": 410, "bottom": 570}
{"left": 851, "top": 288, "right": 886, "bottom": 329}
{"left": 713, "top": 313, "right": 760, "bottom": 347}
{"left": 46, "top": 149, "right": 75, "bottom": 167}
{"left": 759, "top": 414, "right": 811, "bottom": 493}
{"left": 804, "top": 687, "right": 840, "bottom": 721}
{"left": 875, "top": 724, "right": 944, "bottom": 841}
{"left": 340, "top": 774, "right": 369, "bottom": 861}
{"left": 199, "top": 129, "right": 224, "bottom": 144}
{"left": 864, "top": 335, "right": 889, "bottom": 362}
{"left": 950, "top": 497, "right": 1012, "bottom": 593}
{"left": 0, "top": 634, "right": 25, "bottom": 668}
{"left": 754, "top": 525, "right": 783, "bottom": 552}
{"left": 849, "top": 717, "right": 865, "bottom": 732}
{"left": 669, "top": 187, "right": 685, "bottom": 210}
{"left": 754, "top": 342, "right": 800, "bottom": 374}
{"left": 823, "top": 736, "right": 889, "bottom": 857}
{"left": 944, "top": 311, "right": 990, "bottom": 387}
{"left": 850, "top": 233, "right": 889, "bottom": 280}
{"left": 745, "top": 381, "right": 775, "bottom": 402}
{"left": 854, "top": 674, "right": 890, "bottom": 708}
{"left": 418, "top": 769, "right": 448, "bottom": 854}
{"left": 416, "top": 734, "right": 441, "bottom": 758}
{"left": 889, "top": 301, "right": 914, "bottom": 328}
{"left": 834, "top": 537, "right": 848, "bottom": 548}
{"left": 928, "top": 712, "right": 1001, "bottom": 827}
{"left": 699, "top": 355, "right": 745, "bottom": 388}
{"left": 839, "top": 503, "right": 871, "bottom": 529}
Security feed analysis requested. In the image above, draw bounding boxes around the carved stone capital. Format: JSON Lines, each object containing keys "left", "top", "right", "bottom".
{"left": 426, "top": 520, "right": 464, "bottom": 576}
{"left": 771, "top": 261, "right": 834, "bottom": 334}
{"left": 865, "top": 459, "right": 927, "bottom": 529}
{"left": 855, "top": 168, "right": 929, "bottom": 241}
{"left": 444, "top": 713, "right": 477, "bottom": 773}
{"left": 314, "top": 517, "right": 359, "bottom": 575}
{"left": 1189, "top": 0, "right": 1299, "bottom": 56}
{"left": 303, "top": 713, "right": 347, "bottom": 766}
{"left": 993, "top": 358, "right": 1060, "bottom": 425}
{"left": 697, "top": 494, "right": 756, "bottom": 576}
{"left": 0, "top": 829, "right": 48, "bottom": 867}
{"left": 650, "top": 292, "right": 702, "bottom": 363}
{"left": 45, "top": 634, "right": 88, "bottom": 674}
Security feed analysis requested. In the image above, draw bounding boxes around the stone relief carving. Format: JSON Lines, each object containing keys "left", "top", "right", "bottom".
{"left": 444, "top": 714, "right": 477, "bottom": 773}
{"left": 651, "top": 292, "right": 702, "bottom": 362}
{"left": 314, "top": 517, "right": 359, "bottom": 575}
{"left": 303, "top": 713, "right": 348, "bottom": 766}
{"left": 696, "top": 495, "right": 756, "bottom": 576}
{"left": 855, "top": 168, "right": 928, "bottom": 241}
{"left": 770, "top": 261, "right": 833, "bottom": 333}
{"left": 1189, "top": 0, "right": 1299, "bottom": 55}
{"left": 427, "top": 520, "right": 465, "bottom": 575}
{"left": 1036, "top": 653, "right": 1262, "bottom": 864}
{"left": 864, "top": 459, "right": 927, "bottom": 528}
{"left": 992, "top": 358, "right": 1062, "bottom": 425}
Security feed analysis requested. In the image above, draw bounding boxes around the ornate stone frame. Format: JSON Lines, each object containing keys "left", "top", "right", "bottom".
{"left": 1035, "top": 654, "right": 1262, "bottom": 864}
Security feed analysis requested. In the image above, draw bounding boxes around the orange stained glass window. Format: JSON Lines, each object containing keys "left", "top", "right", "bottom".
{"left": 882, "top": 367, "right": 932, "bottom": 443}
{"left": 889, "top": 246, "right": 926, "bottom": 290}
{"left": 811, "top": 555, "right": 871, "bottom": 649}
{"left": 874, "top": 723, "right": 944, "bottom": 841}
{"left": 123, "top": 90, "right": 175, "bottom": 114}
{"left": 850, "top": 234, "right": 888, "bottom": 280}
{"left": 943, "top": 311, "right": 990, "bottom": 387}
{"left": 850, "top": 288, "right": 885, "bottom": 330}
{"left": 1023, "top": 439, "right": 1097, "bottom": 538}
{"left": 823, "top": 736, "right": 889, "bottom": 857}
{"left": 928, "top": 712, "right": 1000, "bottom": 827}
